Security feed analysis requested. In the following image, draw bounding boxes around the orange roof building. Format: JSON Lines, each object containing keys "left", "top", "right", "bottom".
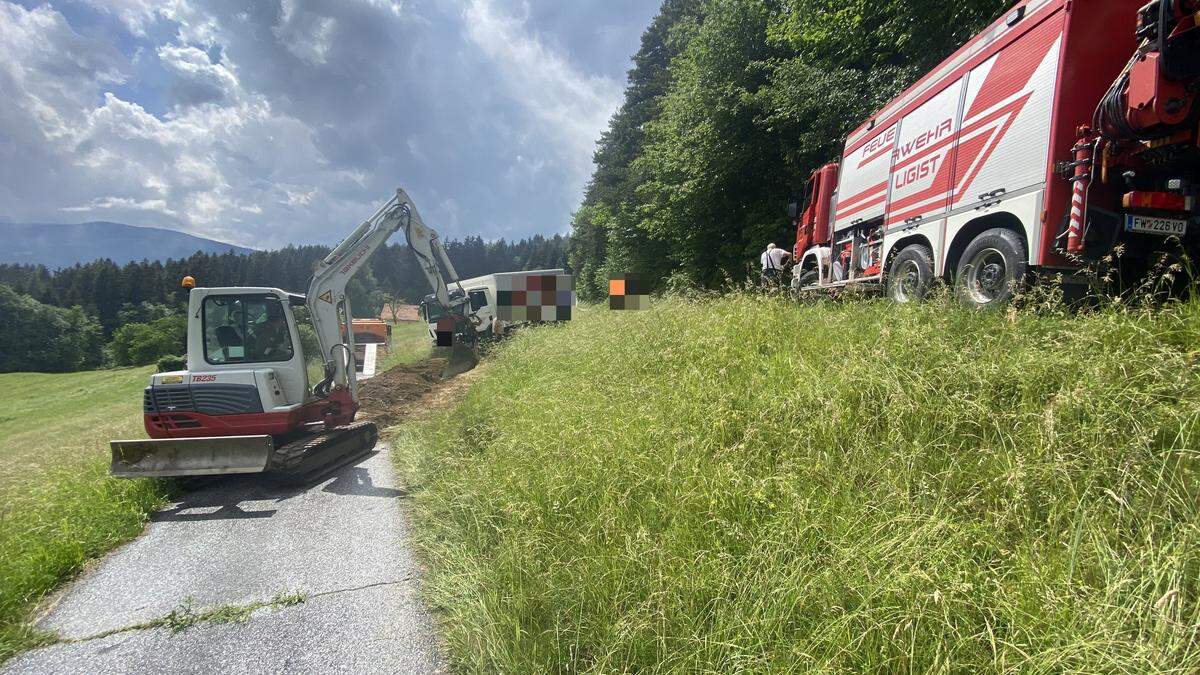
{"left": 380, "top": 304, "right": 420, "bottom": 322}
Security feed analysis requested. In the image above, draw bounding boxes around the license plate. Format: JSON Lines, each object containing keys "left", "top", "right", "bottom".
{"left": 1125, "top": 214, "right": 1188, "bottom": 236}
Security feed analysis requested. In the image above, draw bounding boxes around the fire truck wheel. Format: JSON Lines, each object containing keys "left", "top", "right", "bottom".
{"left": 955, "top": 228, "right": 1027, "bottom": 309}
{"left": 795, "top": 268, "right": 819, "bottom": 290}
{"left": 886, "top": 245, "right": 934, "bottom": 303}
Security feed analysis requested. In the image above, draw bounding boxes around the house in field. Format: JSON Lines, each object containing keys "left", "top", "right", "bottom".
{"left": 380, "top": 304, "right": 420, "bottom": 323}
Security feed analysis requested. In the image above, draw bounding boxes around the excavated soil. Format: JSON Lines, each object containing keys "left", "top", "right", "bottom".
{"left": 358, "top": 358, "right": 480, "bottom": 427}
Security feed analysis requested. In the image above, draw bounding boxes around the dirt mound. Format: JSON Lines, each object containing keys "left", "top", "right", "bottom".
{"left": 357, "top": 358, "right": 449, "bottom": 427}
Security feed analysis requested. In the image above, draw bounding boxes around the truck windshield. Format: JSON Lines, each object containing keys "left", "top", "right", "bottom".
{"left": 203, "top": 294, "right": 294, "bottom": 365}
{"left": 801, "top": 176, "right": 817, "bottom": 214}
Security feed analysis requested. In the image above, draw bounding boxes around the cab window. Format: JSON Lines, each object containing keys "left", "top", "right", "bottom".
{"left": 469, "top": 289, "right": 489, "bottom": 311}
{"left": 203, "top": 295, "right": 295, "bottom": 365}
{"left": 801, "top": 176, "right": 817, "bottom": 214}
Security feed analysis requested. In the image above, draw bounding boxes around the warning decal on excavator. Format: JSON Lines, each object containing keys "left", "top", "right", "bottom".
{"left": 319, "top": 290, "right": 333, "bottom": 304}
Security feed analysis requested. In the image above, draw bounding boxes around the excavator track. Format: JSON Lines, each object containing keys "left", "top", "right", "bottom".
{"left": 268, "top": 420, "right": 379, "bottom": 481}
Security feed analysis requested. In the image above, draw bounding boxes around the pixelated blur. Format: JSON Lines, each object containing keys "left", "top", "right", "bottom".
{"left": 497, "top": 273, "right": 575, "bottom": 322}
{"left": 435, "top": 318, "right": 455, "bottom": 347}
{"left": 609, "top": 274, "right": 649, "bottom": 310}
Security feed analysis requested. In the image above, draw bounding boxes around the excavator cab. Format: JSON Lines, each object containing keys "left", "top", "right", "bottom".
{"left": 110, "top": 285, "right": 368, "bottom": 479}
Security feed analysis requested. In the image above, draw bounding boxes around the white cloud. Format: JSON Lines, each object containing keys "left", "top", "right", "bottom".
{"left": 157, "top": 44, "right": 240, "bottom": 106}
{"left": 86, "top": 0, "right": 162, "bottom": 35}
{"left": 463, "top": 0, "right": 623, "bottom": 192}
{"left": 1, "top": 0, "right": 655, "bottom": 248}
{"left": 61, "top": 196, "right": 176, "bottom": 215}
{"left": 274, "top": 0, "right": 338, "bottom": 65}
{"left": 0, "top": 2, "right": 382, "bottom": 247}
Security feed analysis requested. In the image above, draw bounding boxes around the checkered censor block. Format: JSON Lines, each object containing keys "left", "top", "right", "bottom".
{"left": 435, "top": 318, "right": 455, "bottom": 347}
{"left": 497, "top": 274, "right": 575, "bottom": 322}
{"left": 609, "top": 274, "right": 649, "bottom": 310}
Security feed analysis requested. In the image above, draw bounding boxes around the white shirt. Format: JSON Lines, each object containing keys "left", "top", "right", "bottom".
{"left": 761, "top": 248, "right": 788, "bottom": 270}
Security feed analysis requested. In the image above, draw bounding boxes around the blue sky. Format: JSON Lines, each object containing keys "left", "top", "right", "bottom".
{"left": 0, "top": 0, "right": 659, "bottom": 248}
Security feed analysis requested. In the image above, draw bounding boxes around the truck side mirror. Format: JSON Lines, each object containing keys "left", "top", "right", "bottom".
{"left": 787, "top": 201, "right": 799, "bottom": 219}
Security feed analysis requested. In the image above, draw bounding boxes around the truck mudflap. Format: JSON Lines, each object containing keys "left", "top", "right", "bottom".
{"left": 110, "top": 435, "right": 275, "bottom": 477}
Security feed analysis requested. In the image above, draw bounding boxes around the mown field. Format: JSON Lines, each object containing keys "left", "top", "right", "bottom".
{"left": 392, "top": 295, "right": 1200, "bottom": 672}
{"left": 0, "top": 366, "right": 168, "bottom": 659}
{"left": 0, "top": 320, "right": 429, "bottom": 661}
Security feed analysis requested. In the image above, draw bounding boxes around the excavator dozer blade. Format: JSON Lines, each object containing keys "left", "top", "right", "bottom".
{"left": 442, "top": 342, "right": 479, "bottom": 379}
{"left": 110, "top": 436, "right": 275, "bottom": 478}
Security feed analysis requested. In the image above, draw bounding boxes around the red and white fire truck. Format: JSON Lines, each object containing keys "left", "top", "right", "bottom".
{"left": 789, "top": 0, "right": 1199, "bottom": 307}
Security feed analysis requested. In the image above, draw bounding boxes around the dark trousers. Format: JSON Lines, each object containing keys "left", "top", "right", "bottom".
{"left": 761, "top": 268, "right": 781, "bottom": 286}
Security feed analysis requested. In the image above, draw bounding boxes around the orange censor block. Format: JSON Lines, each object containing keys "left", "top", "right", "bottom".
{"left": 609, "top": 274, "right": 648, "bottom": 310}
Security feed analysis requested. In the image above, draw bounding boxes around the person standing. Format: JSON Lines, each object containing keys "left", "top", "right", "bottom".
{"left": 760, "top": 243, "right": 791, "bottom": 286}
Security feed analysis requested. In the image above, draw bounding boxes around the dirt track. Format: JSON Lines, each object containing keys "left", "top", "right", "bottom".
{"left": 358, "top": 357, "right": 480, "bottom": 428}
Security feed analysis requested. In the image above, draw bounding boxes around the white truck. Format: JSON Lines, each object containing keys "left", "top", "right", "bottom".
{"left": 419, "top": 268, "right": 574, "bottom": 346}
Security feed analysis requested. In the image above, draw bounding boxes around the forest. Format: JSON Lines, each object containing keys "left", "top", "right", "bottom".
{"left": 568, "top": 0, "right": 1013, "bottom": 299}
{"left": 0, "top": 234, "right": 568, "bottom": 372}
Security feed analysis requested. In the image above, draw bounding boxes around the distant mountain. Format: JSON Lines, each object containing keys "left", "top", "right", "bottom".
{"left": 0, "top": 221, "right": 255, "bottom": 269}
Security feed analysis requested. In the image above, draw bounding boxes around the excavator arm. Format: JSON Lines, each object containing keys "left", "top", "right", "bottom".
{"left": 400, "top": 192, "right": 482, "bottom": 376}
{"left": 306, "top": 188, "right": 477, "bottom": 402}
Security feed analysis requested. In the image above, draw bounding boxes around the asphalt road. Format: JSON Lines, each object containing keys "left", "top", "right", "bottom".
{"left": 4, "top": 445, "right": 445, "bottom": 674}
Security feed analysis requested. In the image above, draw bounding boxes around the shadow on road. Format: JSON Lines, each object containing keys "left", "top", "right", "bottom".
{"left": 323, "top": 467, "right": 407, "bottom": 499}
{"left": 151, "top": 448, "right": 401, "bottom": 522}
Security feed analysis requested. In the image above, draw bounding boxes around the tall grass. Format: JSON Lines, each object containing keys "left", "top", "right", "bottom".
{"left": 392, "top": 295, "right": 1200, "bottom": 672}
{"left": 0, "top": 368, "right": 170, "bottom": 660}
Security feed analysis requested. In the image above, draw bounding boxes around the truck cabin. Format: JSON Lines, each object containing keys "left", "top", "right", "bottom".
{"left": 789, "top": 163, "right": 839, "bottom": 262}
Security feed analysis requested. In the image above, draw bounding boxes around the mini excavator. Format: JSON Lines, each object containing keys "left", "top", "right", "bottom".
{"left": 110, "top": 188, "right": 481, "bottom": 479}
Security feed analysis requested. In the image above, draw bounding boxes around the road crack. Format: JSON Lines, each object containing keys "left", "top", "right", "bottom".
{"left": 43, "top": 578, "right": 415, "bottom": 647}
{"left": 307, "top": 576, "right": 414, "bottom": 600}
{"left": 52, "top": 591, "right": 307, "bottom": 646}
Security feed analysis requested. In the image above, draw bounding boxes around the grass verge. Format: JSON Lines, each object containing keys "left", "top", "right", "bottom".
{"left": 392, "top": 294, "right": 1200, "bottom": 672}
{"left": 0, "top": 367, "right": 171, "bottom": 661}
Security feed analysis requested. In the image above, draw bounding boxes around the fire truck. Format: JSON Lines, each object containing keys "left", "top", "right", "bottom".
{"left": 788, "top": 0, "right": 1200, "bottom": 307}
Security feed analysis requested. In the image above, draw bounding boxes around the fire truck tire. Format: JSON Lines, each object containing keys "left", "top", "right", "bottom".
{"left": 795, "top": 268, "right": 819, "bottom": 290}
{"left": 955, "top": 228, "right": 1027, "bottom": 310}
{"left": 886, "top": 245, "right": 934, "bottom": 303}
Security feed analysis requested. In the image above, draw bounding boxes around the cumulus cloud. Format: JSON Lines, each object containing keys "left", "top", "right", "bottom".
{"left": 0, "top": 0, "right": 655, "bottom": 248}
{"left": 157, "top": 44, "right": 240, "bottom": 106}
{"left": 274, "top": 0, "right": 338, "bottom": 65}
{"left": 463, "top": 0, "right": 623, "bottom": 188}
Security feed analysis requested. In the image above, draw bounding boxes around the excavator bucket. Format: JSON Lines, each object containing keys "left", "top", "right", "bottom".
{"left": 110, "top": 436, "right": 275, "bottom": 478}
{"left": 442, "top": 341, "right": 479, "bottom": 379}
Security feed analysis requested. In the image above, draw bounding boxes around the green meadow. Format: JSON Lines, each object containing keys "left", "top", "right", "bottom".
{"left": 393, "top": 294, "right": 1200, "bottom": 672}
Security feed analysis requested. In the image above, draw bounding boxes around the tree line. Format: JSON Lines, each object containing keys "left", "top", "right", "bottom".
{"left": 568, "top": 0, "right": 1011, "bottom": 299}
{"left": 0, "top": 234, "right": 569, "bottom": 372}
